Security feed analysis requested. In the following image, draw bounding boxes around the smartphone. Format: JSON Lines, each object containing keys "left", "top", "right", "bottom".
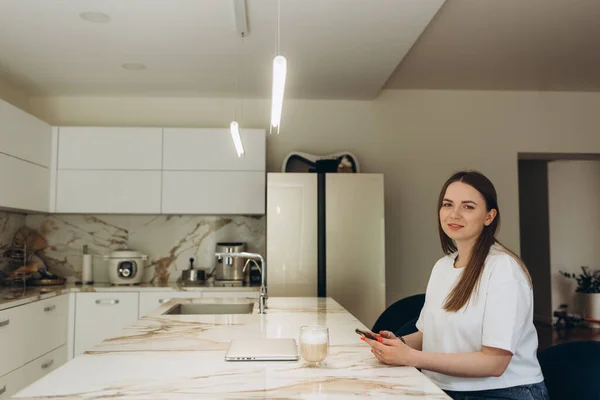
{"left": 355, "top": 328, "right": 378, "bottom": 340}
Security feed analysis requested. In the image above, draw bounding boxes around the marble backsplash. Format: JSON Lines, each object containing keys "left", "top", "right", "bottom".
{"left": 0, "top": 212, "right": 26, "bottom": 270}
{"left": 2, "top": 214, "right": 264, "bottom": 284}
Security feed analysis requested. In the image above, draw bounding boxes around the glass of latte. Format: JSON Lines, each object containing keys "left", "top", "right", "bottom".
{"left": 299, "top": 325, "right": 329, "bottom": 366}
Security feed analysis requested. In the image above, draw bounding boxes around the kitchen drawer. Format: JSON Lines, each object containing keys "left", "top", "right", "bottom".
{"left": 201, "top": 291, "right": 259, "bottom": 299}
{"left": 0, "top": 363, "right": 25, "bottom": 400}
{"left": 162, "top": 171, "right": 265, "bottom": 214}
{"left": 0, "top": 305, "right": 28, "bottom": 377}
{"left": 74, "top": 293, "right": 139, "bottom": 356}
{"left": 56, "top": 170, "right": 162, "bottom": 213}
{"left": 18, "top": 345, "right": 67, "bottom": 393}
{"left": 25, "top": 296, "right": 68, "bottom": 365}
{"left": 163, "top": 128, "right": 266, "bottom": 171}
{"left": 58, "top": 127, "right": 162, "bottom": 170}
{"left": 139, "top": 292, "right": 202, "bottom": 317}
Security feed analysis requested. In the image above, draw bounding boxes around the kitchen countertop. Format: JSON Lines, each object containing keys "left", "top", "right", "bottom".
{"left": 14, "top": 297, "right": 449, "bottom": 399}
{"left": 0, "top": 282, "right": 258, "bottom": 311}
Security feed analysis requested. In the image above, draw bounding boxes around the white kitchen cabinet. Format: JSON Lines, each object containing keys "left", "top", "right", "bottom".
{"left": 0, "top": 99, "right": 52, "bottom": 167}
{"left": 0, "top": 363, "right": 25, "bottom": 400}
{"left": 25, "top": 296, "right": 68, "bottom": 365}
{"left": 163, "top": 128, "right": 265, "bottom": 171}
{"left": 19, "top": 345, "right": 67, "bottom": 392}
{"left": 138, "top": 292, "right": 203, "bottom": 317}
{"left": 56, "top": 170, "right": 162, "bottom": 213}
{"left": 0, "top": 305, "right": 28, "bottom": 378}
{"left": 74, "top": 293, "right": 139, "bottom": 356}
{"left": 162, "top": 171, "right": 265, "bottom": 214}
{"left": 0, "top": 153, "right": 50, "bottom": 212}
{"left": 57, "top": 127, "right": 162, "bottom": 170}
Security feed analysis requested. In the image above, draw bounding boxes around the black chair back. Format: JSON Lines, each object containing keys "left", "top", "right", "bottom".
{"left": 372, "top": 293, "right": 425, "bottom": 334}
{"left": 537, "top": 340, "right": 600, "bottom": 400}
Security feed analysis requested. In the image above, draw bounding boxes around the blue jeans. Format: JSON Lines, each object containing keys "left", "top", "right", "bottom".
{"left": 444, "top": 381, "right": 550, "bottom": 400}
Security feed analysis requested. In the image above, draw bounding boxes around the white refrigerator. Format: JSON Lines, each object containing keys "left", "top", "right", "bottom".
{"left": 267, "top": 173, "right": 386, "bottom": 328}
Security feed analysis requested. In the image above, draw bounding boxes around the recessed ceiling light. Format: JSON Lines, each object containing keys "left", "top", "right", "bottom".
{"left": 122, "top": 63, "right": 147, "bottom": 71}
{"left": 79, "top": 12, "right": 111, "bottom": 23}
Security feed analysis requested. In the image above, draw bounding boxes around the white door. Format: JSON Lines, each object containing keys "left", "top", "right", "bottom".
{"left": 326, "top": 174, "right": 386, "bottom": 328}
{"left": 57, "top": 127, "right": 162, "bottom": 170}
{"left": 56, "top": 170, "right": 161, "bottom": 213}
{"left": 162, "top": 171, "right": 264, "bottom": 214}
{"left": 0, "top": 154, "right": 50, "bottom": 212}
{"left": 266, "top": 173, "right": 318, "bottom": 297}
{"left": 163, "top": 128, "right": 266, "bottom": 171}
{"left": 74, "top": 293, "right": 139, "bottom": 356}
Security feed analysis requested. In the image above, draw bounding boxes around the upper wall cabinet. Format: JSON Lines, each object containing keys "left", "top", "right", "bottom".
{"left": 0, "top": 100, "right": 51, "bottom": 212}
{"left": 58, "top": 127, "right": 162, "bottom": 170}
{"left": 0, "top": 100, "right": 52, "bottom": 167}
{"left": 163, "top": 128, "right": 266, "bottom": 171}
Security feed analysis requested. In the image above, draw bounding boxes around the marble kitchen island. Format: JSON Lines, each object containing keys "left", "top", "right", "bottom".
{"left": 14, "top": 297, "right": 449, "bottom": 399}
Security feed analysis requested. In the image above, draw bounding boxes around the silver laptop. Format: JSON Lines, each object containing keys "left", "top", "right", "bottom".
{"left": 225, "top": 338, "right": 298, "bottom": 361}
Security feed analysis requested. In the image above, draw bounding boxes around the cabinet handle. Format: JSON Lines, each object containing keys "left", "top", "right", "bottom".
{"left": 44, "top": 305, "right": 56, "bottom": 312}
{"left": 41, "top": 359, "right": 54, "bottom": 369}
{"left": 158, "top": 298, "right": 170, "bottom": 304}
{"left": 95, "top": 299, "right": 120, "bottom": 305}
{"left": 0, "top": 385, "right": 5, "bottom": 395}
{"left": 0, "top": 319, "right": 9, "bottom": 328}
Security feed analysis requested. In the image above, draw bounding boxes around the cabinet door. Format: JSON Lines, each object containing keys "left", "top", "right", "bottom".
{"left": 74, "top": 293, "right": 139, "bottom": 356}
{"left": 17, "top": 345, "right": 67, "bottom": 396}
{"left": 56, "top": 170, "right": 161, "bottom": 213}
{"left": 162, "top": 171, "right": 265, "bottom": 214}
{"left": 0, "top": 99, "right": 52, "bottom": 167}
{"left": 266, "top": 173, "right": 318, "bottom": 297}
{"left": 0, "top": 153, "right": 50, "bottom": 212}
{"left": 163, "top": 128, "right": 265, "bottom": 171}
{"left": 58, "top": 127, "right": 162, "bottom": 170}
{"left": 138, "top": 292, "right": 203, "bottom": 317}
{"left": 0, "top": 363, "right": 25, "bottom": 400}
{"left": 25, "top": 296, "right": 68, "bottom": 365}
{"left": 326, "top": 174, "right": 386, "bottom": 329}
{"left": 0, "top": 305, "right": 28, "bottom": 377}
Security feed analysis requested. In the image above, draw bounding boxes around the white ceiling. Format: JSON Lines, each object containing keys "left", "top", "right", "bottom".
{"left": 0, "top": 0, "right": 444, "bottom": 99}
{"left": 386, "top": 0, "right": 600, "bottom": 92}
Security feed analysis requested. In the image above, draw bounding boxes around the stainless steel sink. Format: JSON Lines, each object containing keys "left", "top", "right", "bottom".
{"left": 162, "top": 303, "right": 254, "bottom": 315}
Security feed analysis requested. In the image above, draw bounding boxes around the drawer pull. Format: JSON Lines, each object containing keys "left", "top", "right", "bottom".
{"left": 0, "top": 385, "right": 5, "bottom": 395}
{"left": 44, "top": 305, "right": 56, "bottom": 312}
{"left": 0, "top": 319, "right": 9, "bottom": 328}
{"left": 158, "top": 298, "right": 170, "bottom": 304}
{"left": 41, "top": 359, "right": 54, "bottom": 369}
{"left": 95, "top": 299, "right": 119, "bottom": 305}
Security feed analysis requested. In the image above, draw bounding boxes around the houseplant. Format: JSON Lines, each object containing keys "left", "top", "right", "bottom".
{"left": 559, "top": 266, "right": 600, "bottom": 320}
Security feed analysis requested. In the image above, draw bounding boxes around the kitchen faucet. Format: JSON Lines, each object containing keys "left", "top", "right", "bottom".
{"left": 214, "top": 251, "right": 267, "bottom": 314}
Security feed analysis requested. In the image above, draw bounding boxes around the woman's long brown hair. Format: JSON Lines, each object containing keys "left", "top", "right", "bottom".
{"left": 438, "top": 171, "right": 532, "bottom": 312}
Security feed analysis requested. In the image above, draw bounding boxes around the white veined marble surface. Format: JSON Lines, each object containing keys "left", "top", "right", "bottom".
{"left": 14, "top": 297, "right": 449, "bottom": 399}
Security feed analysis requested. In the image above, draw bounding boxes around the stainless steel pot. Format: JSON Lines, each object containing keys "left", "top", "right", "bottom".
{"left": 215, "top": 242, "right": 246, "bottom": 281}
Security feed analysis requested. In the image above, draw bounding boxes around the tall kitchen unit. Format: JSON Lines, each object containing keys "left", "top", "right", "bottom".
{"left": 267, "top": 173, "right": 386, "bottom": 328}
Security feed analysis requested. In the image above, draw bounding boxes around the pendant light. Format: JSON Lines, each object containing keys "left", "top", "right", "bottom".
{"left": 230, "top": 0, "right": 248, "bottom": 157}
{"left": 270, "top": 0, "right": 287, "bottom": 135}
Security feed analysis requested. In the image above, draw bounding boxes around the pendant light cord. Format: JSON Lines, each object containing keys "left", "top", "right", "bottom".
{"left": 277, "top": 0, "right": 281, "bottom": 54}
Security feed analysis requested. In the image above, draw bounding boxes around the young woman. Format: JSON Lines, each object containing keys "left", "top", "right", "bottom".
{"left": 363, "top": 171, "right": 549, "bottom": 400}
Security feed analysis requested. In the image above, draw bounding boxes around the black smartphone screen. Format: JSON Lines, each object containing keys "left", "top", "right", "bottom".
{"left": 355, "top": 328, "right": 377, "bottom": 340}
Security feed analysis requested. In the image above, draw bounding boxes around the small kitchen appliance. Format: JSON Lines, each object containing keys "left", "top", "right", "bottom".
{"left": 104, "top": 249, "right": 147, "bottom": 285}
{"left": 215, "top": 242, "right": 249, "bottom": 285}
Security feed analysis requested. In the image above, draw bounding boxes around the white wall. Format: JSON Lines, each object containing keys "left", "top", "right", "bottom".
{"left": 548, "top": 160, "right": 600, "bottom": 315}
{"left": 0, "top": 77, "right": 31, "bottom": 112}
{"left": 27, "top": 90, "right": 600, "bottom": 306}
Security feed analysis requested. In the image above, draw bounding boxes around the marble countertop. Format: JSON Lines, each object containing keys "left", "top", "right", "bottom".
{"left": 14, "top": 297, "right": 449, "bottom": 399}
{"left": 0, "top": 282, "right": 258, "bottom": 311}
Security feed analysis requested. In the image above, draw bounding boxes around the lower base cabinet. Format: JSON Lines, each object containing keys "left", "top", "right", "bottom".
{"left": 0, "top": 346, "right": 66, "bottom": 399}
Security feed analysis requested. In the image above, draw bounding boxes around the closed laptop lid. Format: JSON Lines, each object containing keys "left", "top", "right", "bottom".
{"left": 225, "top": 338, "right": 298, "bottom": 361}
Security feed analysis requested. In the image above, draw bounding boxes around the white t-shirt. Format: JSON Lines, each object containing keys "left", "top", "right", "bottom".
{"left": 415, "top": 244, "right": 544, "bottom": 391}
